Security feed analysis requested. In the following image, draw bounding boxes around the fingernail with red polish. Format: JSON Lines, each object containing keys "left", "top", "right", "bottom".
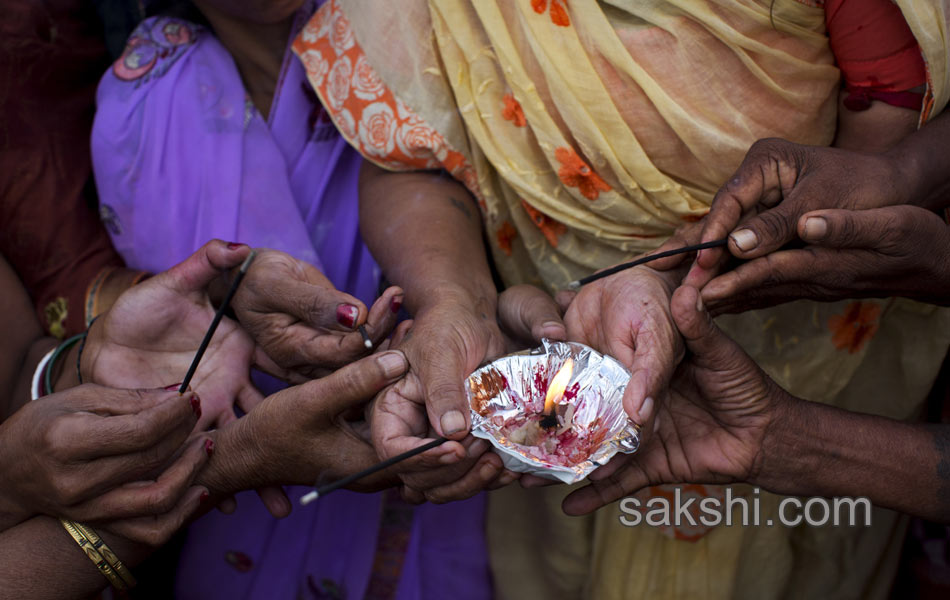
{"left": 336, "top": 304, "right": 359, "bottom": 328}
{"left": 190, "top": 395, "right": 202, "bottom": 419}
{"left": 390, "top": 296, "right": 403, "bottom": 314}
{"left": 199, "top": 491, "right": 210, "bottom": 505}
{"left": 227, "top": 242, "right": 245, "bottom": 250}
{"left": 165, "top": 383, "right": 184, "bottom": 392}
{"left": 204, "top": 439, "right": 214, "bottom": 457}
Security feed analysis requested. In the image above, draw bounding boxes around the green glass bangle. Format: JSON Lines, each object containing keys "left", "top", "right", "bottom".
{"left": 43, "top": 333, "right": 85, "bottom": 396}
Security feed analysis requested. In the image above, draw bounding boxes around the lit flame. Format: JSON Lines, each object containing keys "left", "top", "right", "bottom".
{"left": 544, "top": 358, "right": 574, "bottom": 414}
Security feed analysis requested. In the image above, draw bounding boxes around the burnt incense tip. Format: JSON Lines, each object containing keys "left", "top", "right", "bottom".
{"left": 567, "top": 280, "right": 581, "bottom": 291}
{"left": 300, "top": 490, "right": 320, "bottom": 505}
{"left": 540, "top": 412, "right": 559, "bottom": 429}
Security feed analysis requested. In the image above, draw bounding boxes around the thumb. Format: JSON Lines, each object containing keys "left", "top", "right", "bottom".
{"left": 498, "top": 284, "right": 566, "bottom": 343}
{"left": 161, "top": 240, "right": 251, "bottom": 295}
{"left": 798, "top": 207, "right": 889, "bottom": 249}
{"left": 671, "top": 285, "right": 746, "bottom": 372}
{"left": 308, "top": 350, "right": 409, "bottom": 416}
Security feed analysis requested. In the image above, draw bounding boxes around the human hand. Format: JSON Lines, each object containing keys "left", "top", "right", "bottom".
{"left": 219, "top": 248, "right": 402, "bottom": 379}
{"left": 701, "top": 204, "right": 950, "bottom": 312}
{"left": 692, "top": 138, "right": 910, "bottom": 285}
{"left": 561, "top": 285, "right": 786, "bottom": 516}
{"left": 199, "top": 351, "right": 410, "bottom": 499}
{"left": 370, "top": 285, "right": 566, "bottom": 503}
{"left": 0, "top": 385, "right": 211, "bottom": 532}
{"left": 81, "top": 240, "right": 276, "bottom": 429}
{"left": 560, "top": 265, "right": 683, "bottom": 426}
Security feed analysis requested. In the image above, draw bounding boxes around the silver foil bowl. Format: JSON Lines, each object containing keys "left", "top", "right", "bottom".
{"left": 466, "top": 339, "right": 640, "bottom": 484}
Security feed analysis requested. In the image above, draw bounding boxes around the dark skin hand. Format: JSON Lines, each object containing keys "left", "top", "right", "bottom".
{"left": 701, "top": 204, "right": 950, "bottom": 312}
{"left": 198, "top": 350, "right": 410, "bottom": 500}
{"left": 212, "top": 247, "right": 402, "bottom": 381}
{"left": 0, "top": 385, "right": 211, "bottom": 533}
{"left": 692, "top": 110, "right": 950, "bottom": 288}
{"left": 562, "top": 286, "right": 950, "bottom": 523}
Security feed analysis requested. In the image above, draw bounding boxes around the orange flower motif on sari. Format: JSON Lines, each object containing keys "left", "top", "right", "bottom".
{"left": 555, "top": 146, "right": 611, "bottom": 201}
{"left": 827, "top": 301, "right": 882, "bottom": 354}
{"left": 531, "top": 0, "right": 570, "bottom": 27}
{"left": 501, "top": 93, "right": 526, "bottom": 127}
{"left": 521, "top": 200, "right": 566, "bottom": 248}
{"left": 496, "top": 221, "right": 518, "bottom": 256}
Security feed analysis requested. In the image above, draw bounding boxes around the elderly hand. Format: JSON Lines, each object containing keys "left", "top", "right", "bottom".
{"left": 199, "top": 350, "right": 410, "bottom": 499}
{"left": 80, "top": 240, "right": 278, "bottom": 430}
{"left": 370, "top": 285, "right": 566, "bottom": 503}
{"left": 691, "top": 138, "right": 912, "bottom": 285}
{"left": 560, "top": 286, "right": 785, "bottom": 515}
{"left": 0, "top": 385, "right": 211, "bottom": 532}
{"left": 220, "top": 248, "right": 402, "bottom": 379}
{"left": 701, "top": 204, "right": 950, "bottom": 312}
{"left": 560, "top": 265, "right": 683, "bottom": 427}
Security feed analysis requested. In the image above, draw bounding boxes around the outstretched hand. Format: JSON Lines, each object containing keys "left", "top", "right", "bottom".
{"left": 80, "top": 240, "right": 275, "bottom": 430}
{"left": 562, "top": 285, "right": 786, "bottom": 516}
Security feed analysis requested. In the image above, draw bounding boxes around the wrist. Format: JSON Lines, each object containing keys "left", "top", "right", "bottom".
{"left": 410, "top": 281, "right": 498, "bottom": 318}
{"left": 78, "top": 316, "right": 104, "bottom": 385}
{"left": 747, "top": 389, "right": 816, "bottom": 493}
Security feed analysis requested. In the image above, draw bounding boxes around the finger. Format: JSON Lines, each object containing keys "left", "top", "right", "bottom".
{"left": 486, "top": 469, "right": 521, "bottom": 490}
{"left": 70, "top": 390, "right": 199, "bottom": 459}
{"left": 216, "top": 496, "right": 237, "bottom": 514}
{"left": 66, "top": 384, "right": 182, "bottom": 416}
{"left": 497, "top": 285, "right": 566, "bottom": 343}
{"left": 389, "top": 319, "right": 414, "bottom": 348}
{"left": 519, "top": 474, "right": 559, "bottom": 488}
{"left": 160, "top": 239, "right": 251, "bottom": 296}
{"left": 701, "top": 248, "right": 841, "bottom": 306}
{"left": 671, "top": 286, "right": 750, "bottom": 373}
{"left": 100, "top": 485, "right": 207, "bottom": 547}
{"left": 422, "top": 452, "right": 504, "bottom": 504}
{"left": 421, "top": 351, "right": 476, "bottom": 440}
{"left": 398, "top": 437, "right": 490, "bottom": 491}
{"left": 235, "top": 382, "right": 266, "bottom": 417}
{"left": 726, "top": 200, "right": 801, "bottom": 259}
{"left": 67, "top": 436, "right": 211, "bottom": 521}
{"left": 555, "top": 290, "right": 576, "bottom": 313}
{"left": 304, "top": 351, "right": 410, "bottom": 417}
{"left": 263, "top": 272, "right": 368, "bottom": 332}
{"left": 698, "top": 139, "right": 795, "bottom": 268}
{"left": 363, "top": 287, "right": 404, "bottom": 346}
{"left": 562, "top": 463, "right": 650, "bottom": 516}
{"left": 620, "top": 327, "right": 676, "bottom": 427}
{"left": 256, "top": 486, "right": 291, "bottom": 518}
{"left": 798, "top": 206, "right": 916, "bottom": 249}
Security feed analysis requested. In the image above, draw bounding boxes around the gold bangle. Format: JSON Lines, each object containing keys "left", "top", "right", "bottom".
{"left": 71, "top": 522, "right": 137, "bottom": 589}
{"left": 59, "top": 519, "right": 134, "bottom": 591}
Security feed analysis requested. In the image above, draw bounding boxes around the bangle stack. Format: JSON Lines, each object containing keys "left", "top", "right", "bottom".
{"left": 42, "top": 333, "right": 85, "bottom": 397}
{"left": 59, "top": 519, "right": 137, "bottom": 591}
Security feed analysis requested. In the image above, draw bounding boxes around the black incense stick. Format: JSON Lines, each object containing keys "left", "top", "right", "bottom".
{"left": 567, "top": 239, "right": 728, "bottom": 290}
{"left": 301, "top": 437, "right": 448, "bottom": 505}
{"left": 178, "top": 250, "right": 256, "bottom": 395}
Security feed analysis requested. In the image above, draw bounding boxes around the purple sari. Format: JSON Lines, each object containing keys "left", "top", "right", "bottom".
{"left": 91, "top": 7, "right": 490, "bottom": 600}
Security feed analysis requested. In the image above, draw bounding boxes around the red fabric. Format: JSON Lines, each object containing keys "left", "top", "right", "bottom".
{"left": 0, "top": 0, "right": 123, "bottom": 336}
{"left": 825, "top": 0, "right": 927, "bottom": 111}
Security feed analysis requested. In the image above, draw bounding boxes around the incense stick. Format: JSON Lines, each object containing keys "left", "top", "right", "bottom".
{"left": 358, "top": 324, "right": 373, "bottom": 349}
{"left": 178, "top": 251, "right": 256, "bottom": 395}
{"left": 301, "top": 436, "right": 448, "bottom": 505}
{"left": 567, "top": 239, "right": 727, "bottom": 290}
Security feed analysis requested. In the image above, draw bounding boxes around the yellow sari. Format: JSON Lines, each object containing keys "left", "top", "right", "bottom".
{"left": 294, "top": 1, "right": 950, "bottom": 597}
